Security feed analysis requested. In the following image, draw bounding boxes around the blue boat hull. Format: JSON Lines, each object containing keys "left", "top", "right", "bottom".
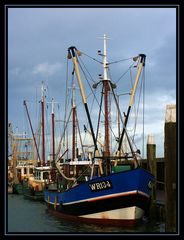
{"left": 44, "top": 168, "right": 154, "bottom": 225}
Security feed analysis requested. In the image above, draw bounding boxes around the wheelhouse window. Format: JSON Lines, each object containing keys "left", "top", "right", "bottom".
{"left": 34, "top": 170, "right": 41, "bottom": 180}
{"left": 43, "top": 171, "right": 49, "bottom": 180}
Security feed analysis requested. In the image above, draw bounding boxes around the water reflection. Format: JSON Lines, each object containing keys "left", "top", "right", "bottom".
{"left": 7, "top": 194, "right": 165, "bottom": 234}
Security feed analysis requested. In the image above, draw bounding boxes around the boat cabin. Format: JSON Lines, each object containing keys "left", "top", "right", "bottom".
{"left": 33, "top": 166, "right": 51, "bottom": 181}
{"left": 16, "top": 163, "right": 35, "bottom": 181}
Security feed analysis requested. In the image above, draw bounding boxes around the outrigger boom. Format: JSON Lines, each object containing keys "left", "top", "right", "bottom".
{"left": 68, "top": 46, "right": 100, "bottom": 160}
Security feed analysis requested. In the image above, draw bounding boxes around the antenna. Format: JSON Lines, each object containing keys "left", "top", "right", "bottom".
{"left": 98, "top": 34, "right": 111, "bottom": 81}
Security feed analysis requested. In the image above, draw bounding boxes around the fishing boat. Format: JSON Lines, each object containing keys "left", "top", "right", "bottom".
{"left": 8, "top": 123, "right": 36, "bottom": 194}
{"left": 22, "top": 82, "right": 52, "bottom": 200}
{"left": 44, "top": 34, "right": 155, "bottom": 226}
{"left": 23, "top": 166, "right": 52, "bottom": 200}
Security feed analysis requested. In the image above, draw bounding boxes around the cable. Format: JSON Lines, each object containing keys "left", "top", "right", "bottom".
{"left": 80, "top": 51, "right": 103, "bottom": 64}
{"left": 115, "top": 63, "right": 135, "bottom": 84}
{"left": 108, "top": 56, "right": 134, "bottom": 65}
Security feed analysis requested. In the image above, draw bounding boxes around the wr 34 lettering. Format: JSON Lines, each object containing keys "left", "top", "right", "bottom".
{"left": 89, "top": 180, "right": 112, "bottom": 192}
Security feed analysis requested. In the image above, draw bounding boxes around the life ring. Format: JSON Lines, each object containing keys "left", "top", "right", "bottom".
{"left": 148, "top": 181, "right": 152, "bottom": 189}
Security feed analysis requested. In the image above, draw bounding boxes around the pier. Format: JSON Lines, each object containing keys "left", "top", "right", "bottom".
{"left": 141, "top": 104, "right": 176, "bottom": 231}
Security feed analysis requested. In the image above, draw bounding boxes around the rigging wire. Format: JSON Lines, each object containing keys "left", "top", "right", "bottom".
{"left": 110, "top": 81, "right": 141, "bottom": 156}
{"left": 65, "top": 52, "right": 145, "bottom": 158}
{"left": 82, "top": 88, "right": 96, "bottom": 149}
{"left": 80, "top": 51, "right": 103, "bottom": 64}
{"left": 81, "top": 50, "right": 134, "bottom": 66}
{"left": 115, "top": 62, "right": 135, "bottom": 85}
{"left": 63, "top": 58, "right": 70, "bottom": 154}
{"left": 132, "top": 71, "right": 143, "bottom": 141}
{"left": 107, "top": 57, "right": 135, "bottom": 65}
{"left": 55, "top": 108, "right": 72, "bottom": 160}
{"left": 75, "top": 110, "right": 86, "bottom": 159}
{"left": 77, "top": 57, "right": 99, "bottom": 101}
{"left": 126, "top": 67, "right": 146, "bottom": 155}
{"left": 142, "top": 67, "right": 145, "bottom": 159}
{"left": 80, "top": 56, "right": 125, "bottom": 150}
{"left": 55, "top": 103, "right": 62, "bottom": 154}
{"left": 78, "top": 55, "right": 96, "bottom": 83}
{"left": 107, "top": 67, "right": 128, "bottom": 142}
{"left": 129, "top": 66, "right": 137, "bottom": 134}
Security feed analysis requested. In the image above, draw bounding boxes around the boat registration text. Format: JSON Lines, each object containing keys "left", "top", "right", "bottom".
{"left": 88, "top": 180, "right": 112, "bottom": 192}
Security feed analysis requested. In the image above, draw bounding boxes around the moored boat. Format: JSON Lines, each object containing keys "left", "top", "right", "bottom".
{"left": 22, "top": 82, "right": 53, "bottom": 200}
{"left": 23, "top": 166, "right": 52, "bottom": 200}
{"left": 8, "top": 129, "right": 36, "bottom": 194}
{"left": 44, "top": 34, "right": 155, "bottom": 226}
{"left": 45, "top": 167, "right": 154, "bottom": 226}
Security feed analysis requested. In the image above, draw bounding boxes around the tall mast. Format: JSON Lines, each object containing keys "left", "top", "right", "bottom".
{"left": 41, "top": 81, "right": 45, "bottom": 166}
{"left": 47, "top": 98, "right": 58, "bottom": 165}
{"left": 51, "top": 98, "right": 55, "bottom": 163}
{"left": 24, "top": 100, "right": 41, "bottom": 162}
{"left": 103, "top": 34, "right": 110, "bottom": 159}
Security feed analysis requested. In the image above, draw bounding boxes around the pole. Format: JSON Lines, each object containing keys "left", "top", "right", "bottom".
{"left": 165, "top": 104, "right": 176, "bottom": 232}
{"left": 41, "top": 82, "right": 45, "bottom": 166}
{"left": 68, "top": 46, "right": 99, "bottom": 154}
{"left": 72, "top": 83, "right": 76, "bottom": 161}
{"left": 23, "top": 100, "right": 41, "bottom": 162}
{"left": 51, "top": 98, "right": 55, "bottom": 164}
{"left": 103, "top": 34, "right": 110, "bottom": 175}
{"left": 147, "top": 134, "right": 157, "bottom": 219}
{"left": 72, "top": 106, "right": 76, "bottom": 161}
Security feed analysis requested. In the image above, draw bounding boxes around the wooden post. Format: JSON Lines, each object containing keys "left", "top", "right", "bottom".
{"left": 147, "top": 134, "right": 157, "bottom": 218}
{"left": 165, "top": 104, "right": 176, "bottom": 232}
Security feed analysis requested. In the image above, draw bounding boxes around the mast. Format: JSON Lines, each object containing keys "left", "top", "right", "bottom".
{"left": 47, "top": 98, "right": 58, "bottom": 166}
{"left": 93, "top": 34, "right": 111, "bottom": 175}
{"left": 41, "top": 81, "right": 45, "bottom": 166}
{"left": 51, "top": 98, "right": 55, "bottom": 163}
{"left": 23, "top": 100, "right": 41, "bottom": 162}
{"left": 102, "top": 34, "right": 110, "bottom": 159}
{"left": 101, "top": 34, "right": 111, "bottom": 175}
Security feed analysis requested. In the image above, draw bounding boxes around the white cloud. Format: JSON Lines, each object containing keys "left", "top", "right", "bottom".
{"left": 32, "top": 62, "right": 62, "bottom": 76}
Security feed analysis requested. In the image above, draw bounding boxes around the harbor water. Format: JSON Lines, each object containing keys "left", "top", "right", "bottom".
{"left": 6, "top": 194, "right": 165, "bottom": 235}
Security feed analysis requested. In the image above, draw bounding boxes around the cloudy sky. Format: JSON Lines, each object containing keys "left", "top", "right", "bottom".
{"left": 7, "top": 6, "right": 177, "bottom": 158}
